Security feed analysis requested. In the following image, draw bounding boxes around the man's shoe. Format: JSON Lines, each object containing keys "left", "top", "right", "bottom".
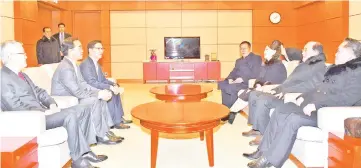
{"left": 249, "top": 135, "right": 262, "bottom": 146}
{"left": 243, "top": 149, "right": 263, "bottom": 160}
{"left": 242, "top": 129, "right": 261, "bottom": 137}
{"left": 82, "top": 151, "right": 108, "bottom": 163}
{"left": 107, "top": 131, "right": 124, "bottom": 140}
{"left": 247, "top": 156, "right": 273, "bottom": 168}
{"left": 71, "top": 158, "right": 99, "bottom": 168}
{"left": 228, "top": 112, "right": 237, "bottom": 124}
{"left": 96, "top": 135, "right": 122, "bottom": 145}
{"left": 122, "top": 119, "right": 133, "bottom": 124}
{"left": 113, "top": 123, "right": 130, "bottom": 129}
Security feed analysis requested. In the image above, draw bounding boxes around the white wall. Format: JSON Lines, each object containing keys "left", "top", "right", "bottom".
{"left": 0, "top": 0, "right": 15, "bottom": 42}
{"left": 349, "top": 1, "right": 361, "bottom": 41}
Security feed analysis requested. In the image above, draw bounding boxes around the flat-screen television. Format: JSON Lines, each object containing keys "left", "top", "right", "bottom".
{"left": 164, "top": 37, "right": 200, "bottom": 59}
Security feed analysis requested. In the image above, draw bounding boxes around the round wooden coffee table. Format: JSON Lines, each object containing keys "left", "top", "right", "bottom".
{"left": 131, "top": 101, "right": 229, "bottom": 168}
{"left": 150, "top": 84, "right": 213, "bottom": 102}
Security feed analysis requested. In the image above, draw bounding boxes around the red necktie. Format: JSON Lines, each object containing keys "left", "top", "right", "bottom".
{"left": 18, "top": 72, "right": 25, "bottom": 81}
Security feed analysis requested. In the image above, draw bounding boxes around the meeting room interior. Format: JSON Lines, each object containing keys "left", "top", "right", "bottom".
{"left": 1, "top": 0, "right": 361, "bottom": 168}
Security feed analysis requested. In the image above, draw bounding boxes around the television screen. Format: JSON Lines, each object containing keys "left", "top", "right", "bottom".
{"left": 164, "top": 37, "right": 200, "bottom": 59}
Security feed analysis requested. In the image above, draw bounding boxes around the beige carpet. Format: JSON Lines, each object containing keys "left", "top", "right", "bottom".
{"left": 90, "top": 83, "right": 297, "bottom": 168}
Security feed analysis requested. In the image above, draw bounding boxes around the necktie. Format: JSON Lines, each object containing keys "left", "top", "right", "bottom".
{"left": 18, "top": 72, "right": 25, "bottom": 81}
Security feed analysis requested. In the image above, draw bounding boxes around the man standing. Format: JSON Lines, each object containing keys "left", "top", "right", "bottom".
{"left": 36, "top": 27, "right": 61, "bottom": 64}
{"left": 51, "top": 37, "right": 124, "bottom": 144}
{"left": 218, "top": 41, "right": 262, "bottom": 122}
{"left": 244, "top": 38, "right": 361, "bottom": 168}
{"left": 0, "top": 40, "right": 106, "bottom": 168}
{"left": 53, "top": 23, "right": 72, "bottom": 59}
{"left": 243, "top": 42, "right": 327, "bottom": 146}
{"left": 80, "top": 40, "right": 132, "bottom": 129}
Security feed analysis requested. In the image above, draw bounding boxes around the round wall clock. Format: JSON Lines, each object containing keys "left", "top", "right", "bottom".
{"left": 270, "top": 12, "right": 281, "bottom": 24}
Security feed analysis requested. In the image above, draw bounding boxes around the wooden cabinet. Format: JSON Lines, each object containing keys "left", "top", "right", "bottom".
{"left": 142, "top": 61, "right": 221, "bottom": 83}
{"left": 1, "top": 137, "right": 38, "bottom": 168}
{"left": 328, "top": 132, "right": 361, "bottom": 168}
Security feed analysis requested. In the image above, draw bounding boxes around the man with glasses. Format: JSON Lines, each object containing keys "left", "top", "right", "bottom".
{"left": 1, "top": 40, "right": 107, "bottom": 168}
{"left": 51, "top": 37, "right": 124, "bottom": 146}
{"left": 218, "top": 41, "right": 262, "bottom": 124}
{"left": 36, "top": 27, "right": 61, "bottom": 64}
{"left": 79, "top": 40, "right": 132, "bottom": 129}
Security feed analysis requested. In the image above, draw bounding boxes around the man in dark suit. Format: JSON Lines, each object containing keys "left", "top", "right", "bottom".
{"left": 243, "top": 38, "right": 361, "bottom": 168}
{"left": 79, "top": 40, "right": 132, "bottom": 129}
{"left": 53, "top": 23, "right": 72, "bottom": 59}
{"left": 36, "top": 27, "right": 61, "bottom": 64}
{"left": 218, "top": 41, "right": 262, "bottom": 123}
{"left": 0, "top": 40, "right": 108, "bottom": 168}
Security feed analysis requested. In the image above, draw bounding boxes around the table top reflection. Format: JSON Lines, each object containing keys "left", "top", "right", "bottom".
{"left": 150, "top": 84, "right": 213, "bottom": 96}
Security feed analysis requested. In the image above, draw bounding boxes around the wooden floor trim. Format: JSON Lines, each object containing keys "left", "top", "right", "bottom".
{"left": 239, "top": 110, "right": 306, "bottom": 168}
{"left": 62, "top": 159, "right": 72, "bottom": 168}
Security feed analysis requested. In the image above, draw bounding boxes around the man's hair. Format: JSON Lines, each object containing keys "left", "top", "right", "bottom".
{"left": 58, "top": 23, "right": 65, "bottom": 27}
{"left": 269, "top": 40, "right": 283, "bottom": 60}
{"left": 240, "top": 41, "right": 251, "bottom": 48}
{"left": 0, "top": 40, "right": 23, "bottom": 65}
{"left": 312, "top": 42, "right": 324, "bottom": 54}
{"left": 344, "top": 37, "right": 361, "bottom": 58}
{"left": 42, "top": 27, "right": 51, "bottom": 33}
{"left": 87, "top": 40, "right": 102, "bottom": 53}
{"left": 62, "top": 37, "right": 79, "bottom": 56}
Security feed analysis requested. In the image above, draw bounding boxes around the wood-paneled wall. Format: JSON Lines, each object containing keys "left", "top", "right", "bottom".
{"left": 14, "top": 1, "right": 349, "bottom": 77}
{"left": 295, "top": 1, "right": 349, "bottom": 63}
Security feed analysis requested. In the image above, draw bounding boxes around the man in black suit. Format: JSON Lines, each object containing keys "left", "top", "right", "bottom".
{"left": 53, "top": 23, "right": 72, "bottom": 59}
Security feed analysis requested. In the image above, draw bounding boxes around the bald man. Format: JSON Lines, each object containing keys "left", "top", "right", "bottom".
{"left": 243, "top": 42, "right": 328, "bottom": 146}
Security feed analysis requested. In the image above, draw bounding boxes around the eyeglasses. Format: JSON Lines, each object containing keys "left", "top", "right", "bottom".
{"left": 93, "top": 47, "right": 105, "bottom": 50}
{"left": 12, "top": 53, "right": 27, "bottom": 56}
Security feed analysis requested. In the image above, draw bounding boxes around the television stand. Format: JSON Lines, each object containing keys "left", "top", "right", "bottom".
{"left": 143, "top": 61, "right": 221, "bottom": 83}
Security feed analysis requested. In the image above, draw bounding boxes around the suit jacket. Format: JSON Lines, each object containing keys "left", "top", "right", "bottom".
{"left": 273, "top": 54, "right": 327, "bottom": 94}
{"left": 1, "top": 66, "right": 55, "bottom": 112}
{"left": 79, "top": 57, "right": 115, "bottom": 90}
{"left": 51, "top": 58, "right": 99, "bottom": 99}
{"left": 52, "top": 32, "right": 72, "bottom": 47}
{"left": 36, "top": 36, "right": 61, "bottom": 64}
{"left": 255, "top": 61, "right": 287, "bottom": 85}
{"left": 300, "top": 57, "right": 361, "bottom": 111}
{"left": 226, "top": 52, "right": 262, "bottom": 82}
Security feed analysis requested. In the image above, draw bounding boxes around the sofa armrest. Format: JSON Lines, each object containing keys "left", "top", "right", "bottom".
{"left": 261, "top": 84, "right": 279, "bottom": 92}
{"left": 284, "top": 93, "right": 302, "bottom": 104}
{"left": 107, "top": 78, "right": 116, "bottom": 83}
{"left": 0, "top": 111, "right": 46, "bottom": 137}
{"left": 318, "top": 106, "right": 361, "bottom": 135}
{"left": 52, "top": 96, "right": 79, "bottom": 109}
{"left": 248, "top": 79, "right": 256, "bottom": 88}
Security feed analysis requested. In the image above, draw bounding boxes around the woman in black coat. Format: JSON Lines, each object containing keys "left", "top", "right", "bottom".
{"left": 224, "top": 40, "right": 287, "bottom": 124}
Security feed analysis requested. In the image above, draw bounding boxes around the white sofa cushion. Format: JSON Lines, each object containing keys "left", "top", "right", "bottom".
{"left": 23, "top": 67, "right": 52, "bottom": 93}
{"left": 296, "top": 126, "right": 323, "bottom": 143}
{"left": 52, "top": 96, "right": 79, "bottom": 109}
{"left": 41, "top": 63, "right": 60, "bottom": 78}
{"left": 37, "top": 127, "right": 68, "bottom": 147}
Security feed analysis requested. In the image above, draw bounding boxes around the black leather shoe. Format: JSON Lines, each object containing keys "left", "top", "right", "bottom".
{"left": 247, "top": 156, "right": 273, "bottom": 168}
{"left": 228, "top": 112, "right": 237, "bottom": 124}
{"left": 243, "top": 149, "right": 263, "bottom": 160}
{"left": 112, "top": 123, "right": 130, "bottom": 129}
{"left": 107, "top": 131, "right": 124, "bottom": 140}
{"left": 122, "top": 119, "right": 133, "bottom": 124}
{"left": 96, "top": 135, "right": 122, "bottom": 145}
{"left": 242, "top": 129, "right": 261, "bottom": 137}
{"left": 82, "top": 151, "right": 108, "bottom": 163}
{"left": 71, "top": 158, "right": 99, "bottom": 168}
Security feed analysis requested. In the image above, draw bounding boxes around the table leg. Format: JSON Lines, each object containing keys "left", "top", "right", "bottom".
{"left": 205, "top": 129, "right": 214, "bottom": 167}
{"left": 200, "top": 131, "right": 204, "bottom": 141}
{"left": 151, "top": 130, "right": 159, "bottom": 168}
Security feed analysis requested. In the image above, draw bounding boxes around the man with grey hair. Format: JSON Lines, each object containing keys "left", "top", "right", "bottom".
{"left": 51, "top": 37, "right": 124, "bottom": 145}
{"left": 243, "top": 41, "right": 327, "bottom": 146}
{"left": 0, "top": 40, "right": 106, "bottom": 168}
{"left": 80, "top": 40, "right": 131, "bottom": 129}
{"left": 244, "top": 38, "right": 361, "bottom": 168}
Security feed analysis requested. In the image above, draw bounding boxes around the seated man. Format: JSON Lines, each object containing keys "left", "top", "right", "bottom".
{"left": 218, "top": 41, "right": 262, "bottom": 108}
{"left": 243, "top": 42, "right": 327, "bottom": 146}
{"left": 227, "top": 40, "right": 287, "bottom": 124}
{"left": 51, "top": 37, "right": 123, "bottom": 144}
{"left": 0, "top": 40, "right": 106, "bottom": 168}
{"left": 243, "top": 38, "right": 361, "bottom": 168}
{"left": 80, "top": 40, "right": 131, "bottom": 129}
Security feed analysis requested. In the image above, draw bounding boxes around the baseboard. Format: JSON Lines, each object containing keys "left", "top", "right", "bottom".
{"left": 116, "top": 79, "right": 143, "bottom": 83}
